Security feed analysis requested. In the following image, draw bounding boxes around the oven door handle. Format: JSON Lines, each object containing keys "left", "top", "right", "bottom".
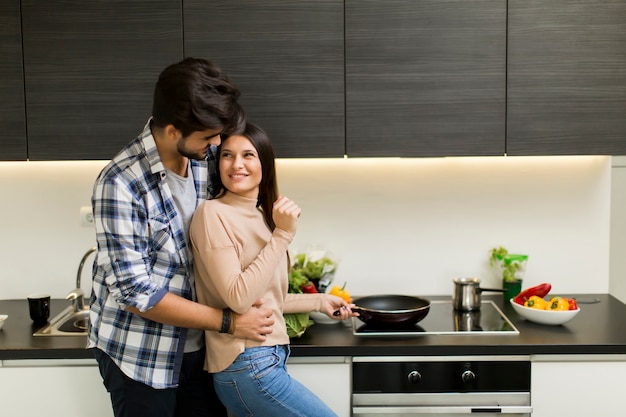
{"left": 353, "top": 405, "right": 533, "bottom": 414}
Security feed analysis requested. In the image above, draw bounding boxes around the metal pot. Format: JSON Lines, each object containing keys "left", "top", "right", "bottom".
{"left": 348, "top": 294, "right": 431, "bottom": 326}
{"left": 452, "top": 277, "right": 506, "bottom": 311}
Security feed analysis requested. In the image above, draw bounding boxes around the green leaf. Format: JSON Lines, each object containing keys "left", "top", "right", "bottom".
{"left": 284, "top": 313, "right": 314, "bottom": 338}
{"left": 288, "top": 269, "right": 307, "bottom": 294}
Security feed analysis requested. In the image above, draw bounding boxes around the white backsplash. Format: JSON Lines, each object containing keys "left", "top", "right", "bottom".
{"left": 0, "top": 155, "right": 616, "bottom": 301}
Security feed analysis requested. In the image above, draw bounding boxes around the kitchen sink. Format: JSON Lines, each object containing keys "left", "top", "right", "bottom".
{"left": 33, "top": 305, "right": 89, "bottom": 337}
{"left": 33, "top": 247, "right": 95, "bottom": 337}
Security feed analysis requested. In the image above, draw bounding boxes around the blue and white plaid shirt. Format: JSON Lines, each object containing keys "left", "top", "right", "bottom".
{"left": 88, "top": 119, "right": 218, "bottom": 388}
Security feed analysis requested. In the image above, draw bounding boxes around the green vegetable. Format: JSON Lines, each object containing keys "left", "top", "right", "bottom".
{"left": 285, "top": 260, "right": 318, "bottom": 338}
{"left": 489, "top": 246, "right": 528, "bottom": 282}
{"left": 284, "top": 313, "right": 314, "bottom": 338}
{"left": 489, "top": 246, "right": 509, "bottom": 265}
{"left": 293, "top": 255, "right": 336, "bottom": 281}
{"left": 284, "top": 250, "right": 338, "bottom": 338}
{"left": 288, "top": 269, "right": 308, "bottom": 294}
{"left": 294, "top": 253, "right": 307, "bottom": 267}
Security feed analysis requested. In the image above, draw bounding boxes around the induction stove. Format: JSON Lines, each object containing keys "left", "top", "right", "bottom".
{"left": 352, "top": 300, "right": 519, "bottom": 336}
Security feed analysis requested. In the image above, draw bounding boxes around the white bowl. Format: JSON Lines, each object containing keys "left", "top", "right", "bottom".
{"left": 309, "top": 311, "right": 340, "bottom": 325}
{"left": 0, "top": 314, "right": 7, "bottom": 330}
{"left": 510, "top": 299, "right": 580, "bottom": 325}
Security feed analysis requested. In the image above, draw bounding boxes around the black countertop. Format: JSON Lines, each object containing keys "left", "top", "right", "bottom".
{"left": 2, "top": 294, "right": 625, "bottom": 360}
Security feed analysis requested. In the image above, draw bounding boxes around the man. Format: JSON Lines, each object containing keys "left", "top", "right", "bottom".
{"left": 88, "top": 57, "right": 274, "bottom": 417}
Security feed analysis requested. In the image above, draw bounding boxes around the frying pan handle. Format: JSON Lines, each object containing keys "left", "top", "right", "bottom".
{"left": 333, "top": 306, "right": 364, "bottom": 316}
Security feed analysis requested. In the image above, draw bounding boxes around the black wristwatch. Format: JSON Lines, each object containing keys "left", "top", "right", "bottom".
{"left": 219, "top": 308, "right": 231, "bottom": 334}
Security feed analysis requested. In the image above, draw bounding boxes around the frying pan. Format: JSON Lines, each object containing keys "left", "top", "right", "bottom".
{"left": 336, "top": 294, "right": 431, "bottom": 326}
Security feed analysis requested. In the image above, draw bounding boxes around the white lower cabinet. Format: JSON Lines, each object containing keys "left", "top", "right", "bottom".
{"left": 0, "top": 358, "right": 113, "bottom": 417}
{"left": 15, "top": 354, "right": 626, "bottom": 417}
{"left": 287, "top": 356, "right": 351, "bottom": 417}
{"left": 531, "top": 355, "right": 626, "bottom": 416}
{"left": 1, "top": 356, "right": 352, "bottom": 417}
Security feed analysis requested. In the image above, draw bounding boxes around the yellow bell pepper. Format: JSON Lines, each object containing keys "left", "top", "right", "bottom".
{"left": 547, "top": 296, "right": 569, "bottom": 311}
{"left": 329, "top": 283, "right": 352, "bottom": 303}
{"left": 524, "top": 295, "right": 548, "bottom": 310}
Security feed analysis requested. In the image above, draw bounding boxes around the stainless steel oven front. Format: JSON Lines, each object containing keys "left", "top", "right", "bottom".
{"left": 352, "top": 355, "right": 532, "bottom": 416}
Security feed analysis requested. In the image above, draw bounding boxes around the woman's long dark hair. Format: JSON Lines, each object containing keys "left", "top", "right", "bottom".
{"left": 215, "top": 123, "right": 279, "bottom": 230}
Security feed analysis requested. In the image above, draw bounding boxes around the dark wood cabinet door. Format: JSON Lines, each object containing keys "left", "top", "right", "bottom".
{"left": 184, "top": 0, "right": 345, "bottom": 158}
{"left": 507, "top": 1, "right": 626, "bottom": 155}
{"left": 345, "top": 0, "right": 506, "bottom": 157}
{"left": 0, "top": 0, "right": 27, "bottom": 160}
{"left": 21, "top": 0, "right": 183, "bottom": 160}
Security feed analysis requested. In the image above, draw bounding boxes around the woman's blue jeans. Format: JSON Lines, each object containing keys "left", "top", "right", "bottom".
{"left": 213, "top": 345, "right": 337, "bottom": 417}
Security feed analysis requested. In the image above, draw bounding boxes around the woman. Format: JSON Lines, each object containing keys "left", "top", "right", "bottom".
{"left": 190, "top": 123, "right": 353, "bottom": 417}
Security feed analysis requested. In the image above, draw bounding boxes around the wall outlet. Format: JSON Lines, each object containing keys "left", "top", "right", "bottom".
{"left": 79, "top": 206, "right": 94, "bottom": 227}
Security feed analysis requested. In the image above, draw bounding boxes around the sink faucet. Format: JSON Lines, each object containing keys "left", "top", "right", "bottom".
{"left": 67, "top": 246, "right": 97, "bottom": 312}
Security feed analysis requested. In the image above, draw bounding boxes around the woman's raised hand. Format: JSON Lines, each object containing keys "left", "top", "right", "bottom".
{"left": 272, "top": 195, "right": 301, "bottom": 235}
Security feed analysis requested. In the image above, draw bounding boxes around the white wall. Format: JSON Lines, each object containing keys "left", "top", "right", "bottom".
{"left": 279, "top": 156, "right": 611, "bottom": 297}
{"left": 0, "top": 155, "right": 613, "bottom": 300}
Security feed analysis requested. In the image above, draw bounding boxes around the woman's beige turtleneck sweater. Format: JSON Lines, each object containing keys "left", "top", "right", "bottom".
{"left": 190, "top": 191, "right": 328, "bottom": 372}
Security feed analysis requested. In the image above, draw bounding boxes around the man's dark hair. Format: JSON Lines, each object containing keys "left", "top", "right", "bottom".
{"left": 151, "top": 57, "right": 245, "bottom": 137}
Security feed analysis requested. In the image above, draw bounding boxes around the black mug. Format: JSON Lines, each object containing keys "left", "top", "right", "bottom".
{"left": 28, "top": 294, "right": 51, "bottom": 325}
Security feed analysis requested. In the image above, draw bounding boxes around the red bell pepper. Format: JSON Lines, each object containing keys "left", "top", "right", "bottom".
{"left": 512, "top": 283, "right": 552, "bottom": 305}
{"left": 567, "top": 298, "right": 578, "bottom": 310}
{"left": 301, "top": 281, "right": 318, "bottom": 293}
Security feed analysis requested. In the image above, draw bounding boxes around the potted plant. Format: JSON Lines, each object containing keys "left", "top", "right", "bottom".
{"left": 489, "top": 246, "right": 528, "bottom": 300}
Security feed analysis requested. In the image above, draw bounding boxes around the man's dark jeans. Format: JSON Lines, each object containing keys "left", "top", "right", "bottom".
{"left": 94, "top": 348, "right": 227, "bottom": 417}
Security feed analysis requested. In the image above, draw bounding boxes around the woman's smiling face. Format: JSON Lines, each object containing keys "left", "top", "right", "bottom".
{"left": 219, "top": 134, "right": 262, "bottom": 199}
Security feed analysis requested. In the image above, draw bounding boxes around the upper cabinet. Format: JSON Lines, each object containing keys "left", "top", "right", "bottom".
{"left": 507, "top": 0, "right": 626, "bottom": 155}
{"left": 21, "top": 0, "right": 183, "bottom": 160}
{"left": 345, "top": 0, "right": 506, "bottom": 157}
{"left": 1, "top": 0, "right": 625, "bottom": 160}
{"left": 0, "top": 0, "right": 27, "bottom": 160}
{"left": 184, "top": 0, "right": 345, "bottom": 158}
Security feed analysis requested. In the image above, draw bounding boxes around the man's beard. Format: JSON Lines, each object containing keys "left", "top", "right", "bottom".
{"left": 177, "top": 140, "right": 208, "bottom": 161}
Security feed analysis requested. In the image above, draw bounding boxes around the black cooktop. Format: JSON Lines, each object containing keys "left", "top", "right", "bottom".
{"left": 352, "top": 300, "right": 519, "bottom": 336}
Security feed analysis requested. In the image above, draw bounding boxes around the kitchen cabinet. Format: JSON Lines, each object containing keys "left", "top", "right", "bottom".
{"left": 531, "top": 356, "right": 626, "bottom": 416}
{"left": 20, "top": 0, "right": 183, "bottom": 160}
{"left": 345, "top": 0, "right": 506, "bottom": 157}
{"left": 286, "top": 357, "right": 351, "bottom": 417}
{"left": 3, "top": 1, "right": 625, "bottom": 161}
{"left": 0, "top": 0, "right": 27, "bottom": 160}
{"left": 507, "top": 0, "right": 626, "bottom": 155}
{"left": 184, "top": 0, "right": 345, "bottom": 158}
{"left": 0, "top": 359, "right": 113, "bottom": 417}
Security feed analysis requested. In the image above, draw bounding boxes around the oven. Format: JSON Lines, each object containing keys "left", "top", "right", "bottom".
{"left": 352, "top": 355, "right": 532, "bottom": 416}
